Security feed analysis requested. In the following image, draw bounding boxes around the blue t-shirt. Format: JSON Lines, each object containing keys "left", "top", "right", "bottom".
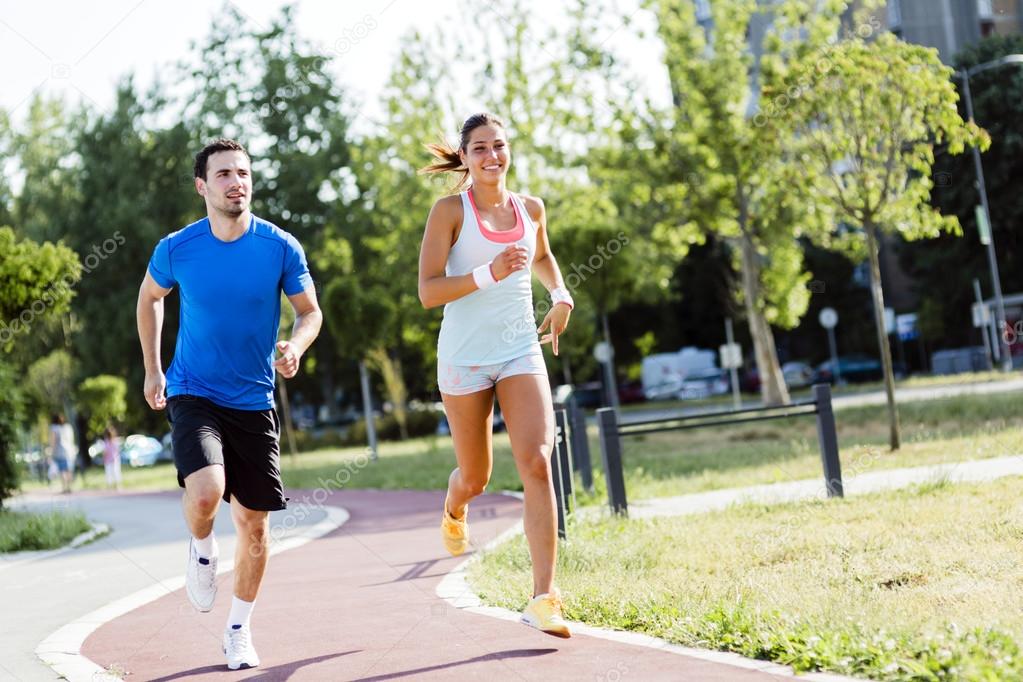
{"left": 148, "top": 215, "right": 313, "bottom": 410}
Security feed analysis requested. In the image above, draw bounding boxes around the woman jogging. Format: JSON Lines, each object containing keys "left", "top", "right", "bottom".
{"left": 418, "top": 113, "right": 575, "bottom": 637}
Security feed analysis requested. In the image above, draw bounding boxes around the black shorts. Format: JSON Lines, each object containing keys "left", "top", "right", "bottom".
{"left": 167, "top": 395, "right": 287, "bottom": 511}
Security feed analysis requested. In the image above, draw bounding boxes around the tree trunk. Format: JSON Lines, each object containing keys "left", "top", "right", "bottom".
{"left": 276, "top": 382, "right": 297, "bottom": 461}
{"left": 864, "top": 221, "right": 901, "bottom": 450}
{"left": 737, "top": 233, "right": 790, "bottom": 406}
{"left": 358, "top": 359, "right": 378, "bottom": 460}
{"left": 366, "top": 347, "right": 409, "bottom": 440}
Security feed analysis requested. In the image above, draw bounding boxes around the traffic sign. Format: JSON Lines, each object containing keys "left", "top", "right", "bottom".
{"left": 719, "top": 343, "right": 743, "bottom": 369}
{"left": 819, "top": 307, "right": 838, "bottom": 329}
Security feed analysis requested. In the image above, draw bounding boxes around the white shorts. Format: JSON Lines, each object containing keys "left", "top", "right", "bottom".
{"left": 438, "top": 351, "right": 547, "bottom": 395}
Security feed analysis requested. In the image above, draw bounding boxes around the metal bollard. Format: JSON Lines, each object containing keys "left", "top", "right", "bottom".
{"left": 552, "top": 411, "right": 570, "bottom": 538}
{"left": 596, "top": 407, "right": 628, "bottom": 515}
{"left": 813, "top": 383, "right": 844, "bottom": 498}
{"left": 568, "top": 398, "right": 594, "bottom": 492}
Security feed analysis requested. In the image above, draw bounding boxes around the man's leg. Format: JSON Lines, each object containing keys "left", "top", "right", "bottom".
{"left": 221, "top": 496, "right": 268, "bottom": 670}
{"left": 183, "top": 465, "right": 226, "bottom": 540}
{"left": 230, "top": 496, "right": 270, "bottom": 602}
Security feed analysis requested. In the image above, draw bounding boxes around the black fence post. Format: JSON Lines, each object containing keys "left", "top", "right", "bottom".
{"left": 568, "top": 398, "right": 594, "bottom": 492}
{"left": 596, "top": 407, "right": 628, "bottom": 515}
{"left": 813, "top": 383, "right": 843, "bottom": 498}
{"left": 554, "top": 408, "right": 574, "bottom": 503}
{"left": 552, "top": 409, "right": 570, "bottom": 538}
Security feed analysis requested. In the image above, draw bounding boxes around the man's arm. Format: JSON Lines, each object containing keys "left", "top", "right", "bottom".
{"left": 137, "top": 272, "right": 173, "bottom": 410}
{"left": 274, "top": 287, "right": 323, "bottom": 379}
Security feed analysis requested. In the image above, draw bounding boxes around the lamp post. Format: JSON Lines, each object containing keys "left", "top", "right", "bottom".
{"left": 953, "top": 54, "right": 1023, "bottom": 372}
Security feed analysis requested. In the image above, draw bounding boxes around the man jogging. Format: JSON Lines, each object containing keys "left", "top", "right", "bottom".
{"left": 136, "top": 138, "right": 322, "bottom": 670}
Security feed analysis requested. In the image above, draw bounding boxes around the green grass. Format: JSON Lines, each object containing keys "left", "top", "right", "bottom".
{"left": 470, "top": 475, "right": 1023, "bottom": 681}
{"left": 0, "top": 508, "right": 92, "bottom": 552}
{"left": 20, "top": 386, "right": 1023, "bottom": 505}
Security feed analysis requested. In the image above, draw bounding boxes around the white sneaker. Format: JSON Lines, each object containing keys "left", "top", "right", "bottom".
{"left": 185, "top": 537, "right": 218, "bottom": 612}
{"left": 223, "top": 624, "right": 260, "bottom": 670}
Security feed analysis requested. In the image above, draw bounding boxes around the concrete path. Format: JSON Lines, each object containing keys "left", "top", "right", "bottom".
{"left": 0, "top": 491, "right": 330, "bottom": 682}
{"left": 618, "top": 453, "right": 1023, "bottom": 520}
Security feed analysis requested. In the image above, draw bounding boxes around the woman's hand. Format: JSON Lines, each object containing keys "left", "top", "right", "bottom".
{"left": 537, "top": 302, "right": 572, "bottom": 356}
{"left": 491, "top": 244, "right": 529, "bottom": 280}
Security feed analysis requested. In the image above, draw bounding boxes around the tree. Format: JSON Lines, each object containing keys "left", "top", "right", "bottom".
{"left": 0, "top": 361, "right": 22, "bottom": 507}
{"left": 0, "top": 228, "right": 79, "bottom": 505}
{"left": 25, "top": 350, "right": 77, "bottom": 420}
{"left": 643, "top": 0, "right": 862, "bottom": 406}
{"left": 76, "top": 375, "right": 127, "bottom": 438}
{"left": 900, "top": 34, "right": 1023, "bottom": 349}
{"left": 0, "top": 227, "right": 82, "bottom": 352}
{"left": 783, "top": 32, "right": 988, "bottom": 449}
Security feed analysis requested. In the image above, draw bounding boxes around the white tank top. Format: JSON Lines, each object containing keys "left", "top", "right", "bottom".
{"left": 437, "top": 190, "right": 541, "bottom": 365}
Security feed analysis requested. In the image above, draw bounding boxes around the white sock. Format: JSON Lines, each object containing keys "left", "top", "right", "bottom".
{"left": 193, "top": 532, "right": 217, "bottom": 559}
{"left": 227, "top": 596, "right": 254, "bottom": 630}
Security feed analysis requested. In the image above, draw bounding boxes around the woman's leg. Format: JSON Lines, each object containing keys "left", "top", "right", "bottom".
{"left": 495, "top": 373, "right": 557, "bottom": 597}
{"left": 441, "top": 387, "right": 496, "bottom": 517}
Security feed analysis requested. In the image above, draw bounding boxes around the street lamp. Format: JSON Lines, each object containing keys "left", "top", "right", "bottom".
{"left": 953, "top": 54, "right": 1023, "bottom": 372}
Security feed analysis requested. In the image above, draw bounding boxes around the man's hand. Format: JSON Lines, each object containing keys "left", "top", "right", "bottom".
{"left": 537, "top": 303, "right": 572, "bottom": 356}
{"left": 273, "top": 340, "right": 302, "bottom": 378}
{"left": 144, "top": 370, "right": 167, "bottom": 411}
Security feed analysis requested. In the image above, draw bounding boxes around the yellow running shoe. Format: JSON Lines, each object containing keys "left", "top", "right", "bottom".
{"left": 441, "top": 494, "right": 469, "bottom": 556}
{"left": 521, "top": 589, "right": 571, "bottom": 638}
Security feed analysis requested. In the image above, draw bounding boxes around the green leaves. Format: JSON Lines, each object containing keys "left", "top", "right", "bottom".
{"left": 783, "top": 33, "right": 988, "bottom": 245}
{"left": 76, "top": 375, "right": 127, "bottom": 438}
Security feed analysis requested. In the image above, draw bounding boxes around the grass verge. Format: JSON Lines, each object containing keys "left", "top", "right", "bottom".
{"left": 469, "top": 476, "right": 1023, "bottom": 681}
{"left": 0, "top": 508, "right": 92, "bottom": 552}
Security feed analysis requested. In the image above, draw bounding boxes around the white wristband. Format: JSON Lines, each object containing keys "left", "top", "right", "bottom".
{"left": 551, "top": 286, "right": 574, "bottom": 309}
{"left": 472, "top": 262, "right": 497, "bottom": 290}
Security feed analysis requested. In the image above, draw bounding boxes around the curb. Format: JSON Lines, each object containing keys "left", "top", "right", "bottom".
{"left": 34, "top": 504, "right": 350, "bottom": 682}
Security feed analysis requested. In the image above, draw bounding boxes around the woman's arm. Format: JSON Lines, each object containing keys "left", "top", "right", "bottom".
{"left": 418, "top": 195, "right": 527, "bottom": 309}
{"left": 523, "top": 195, "right": 573, "bottom": 355}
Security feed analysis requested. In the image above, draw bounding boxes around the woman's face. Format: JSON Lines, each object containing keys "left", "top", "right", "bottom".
{"left": 460, "top": 124, "right": 511, "bottom": 184}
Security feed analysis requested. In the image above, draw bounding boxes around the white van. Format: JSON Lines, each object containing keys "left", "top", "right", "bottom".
{"left": 641, "top": 347, "right": 717, "bottom": 400}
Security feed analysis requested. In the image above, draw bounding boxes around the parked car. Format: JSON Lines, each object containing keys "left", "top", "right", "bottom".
{"left": 781, "top": 361, "right": 815, "bottom": 389}
{"left": 122, "top": 434, "right": 164, "bottom": 467}
{"left": 814, "top": 354, "right": 883, "bottom": 384}
{"left": 679, "top": 368, "right": 730, "bottom": 400}
{"left": 617, "top": 380, "right": 646, "bottom": 404}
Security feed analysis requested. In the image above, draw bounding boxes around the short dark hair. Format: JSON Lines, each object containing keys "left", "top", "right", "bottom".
{"left": 193, "top": 138, "right": 250, "bottom": 180}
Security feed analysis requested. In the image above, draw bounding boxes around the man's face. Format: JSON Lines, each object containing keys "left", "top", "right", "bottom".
{"left": 196, "top": 150, "right": 252, "bottom": 216}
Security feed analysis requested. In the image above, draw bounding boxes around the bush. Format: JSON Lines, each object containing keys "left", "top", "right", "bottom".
{"left": 345, "top": 409, "right": 441, "bottom": 446}
{"left": 0, "top": 361, "right": 22, "bottom": 507}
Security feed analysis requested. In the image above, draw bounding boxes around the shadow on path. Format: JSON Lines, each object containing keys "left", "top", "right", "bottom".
{"left": 349, "top": 648, "right": 558, "bottom": 681}
{"left": 147, "top": 650, "right": 360, "bottom": 681}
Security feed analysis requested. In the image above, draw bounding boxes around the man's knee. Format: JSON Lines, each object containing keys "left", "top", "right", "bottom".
{"left": 184, "top": 467, "right": 225, "bottom": 515}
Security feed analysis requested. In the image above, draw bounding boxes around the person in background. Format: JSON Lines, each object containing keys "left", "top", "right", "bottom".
{"left": 49, "top": 413, "right": 76, "bottom": 494}
{"left": 103, "top": 425, "right": 122, "bottom": 491}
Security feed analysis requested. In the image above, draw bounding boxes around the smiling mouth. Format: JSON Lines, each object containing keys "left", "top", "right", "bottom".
{"left": 483, "top": 165, "right": 501, "bottom": 171}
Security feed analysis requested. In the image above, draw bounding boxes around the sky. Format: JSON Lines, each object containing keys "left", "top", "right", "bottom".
{"left": 0, "top": 0, "right": 667, "bottom": 134}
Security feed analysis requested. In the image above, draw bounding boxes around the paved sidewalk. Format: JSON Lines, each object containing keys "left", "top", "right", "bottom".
{"left": 0, "top": 491, "right": 328, "bottom": 682}
{"left": 622, "top": 453, "right": 1023, "bottom": 519}
{"left": 79, "top": 489, "right": 795, "bottom": 681}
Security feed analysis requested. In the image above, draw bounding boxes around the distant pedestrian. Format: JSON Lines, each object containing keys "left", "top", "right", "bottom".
{"left": 418, "top": 113, "right": 574, "bottom": 637}
{"left": 49, "top": 413, "right": 76, "bottom": 494}
{"left": 103, "top": 426, "right": 122, "bottom": 491}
